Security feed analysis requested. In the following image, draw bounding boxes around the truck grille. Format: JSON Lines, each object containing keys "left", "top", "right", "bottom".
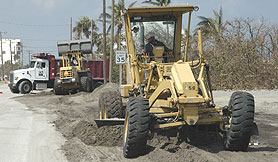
{"left": 60, "top": 70, "right": 73, "bottom": 79}
{"left": 10, "top": 72, "right": 14, "bottom": 84}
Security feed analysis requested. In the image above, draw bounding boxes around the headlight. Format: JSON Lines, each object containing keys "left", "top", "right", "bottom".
{"left": 57, "top": 79, "right": 62, "bottom": 83}
{"left": 72, "top": 78, "right": 76, "bottom": 82}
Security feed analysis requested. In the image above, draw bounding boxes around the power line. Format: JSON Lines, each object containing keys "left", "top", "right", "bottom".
{"left": 0, "top": 20, "right": 68, "bottom": 27}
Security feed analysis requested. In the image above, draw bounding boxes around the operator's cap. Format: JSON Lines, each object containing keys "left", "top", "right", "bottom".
{"left": 147, "top": 32, "right": 155, "bottom": 39}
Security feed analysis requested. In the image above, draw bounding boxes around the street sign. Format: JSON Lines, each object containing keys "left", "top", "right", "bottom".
{"left": 115, "top": 51, "right": 126, "bottom": 64}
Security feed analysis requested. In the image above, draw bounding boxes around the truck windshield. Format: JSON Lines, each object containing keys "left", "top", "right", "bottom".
{"left": 30, "top": 61, "right": 36, "bottom": 68}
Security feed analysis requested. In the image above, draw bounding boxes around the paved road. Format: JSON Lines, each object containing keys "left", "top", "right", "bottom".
{"left": 0, "top": 84, "right": 67, "bottom": 162}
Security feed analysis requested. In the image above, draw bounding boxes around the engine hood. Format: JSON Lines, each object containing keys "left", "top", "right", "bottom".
{"left": 12, "top": 68, "right": 30, "bottom": 75}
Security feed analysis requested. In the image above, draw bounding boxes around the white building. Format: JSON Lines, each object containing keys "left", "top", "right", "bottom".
{"left": 0, "top": 39, "right": 22, "bottom": 65}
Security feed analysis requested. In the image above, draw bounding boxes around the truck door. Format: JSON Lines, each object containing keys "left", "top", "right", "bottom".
{"left": 35, "top": 61, "right": 48, "bottom": 80}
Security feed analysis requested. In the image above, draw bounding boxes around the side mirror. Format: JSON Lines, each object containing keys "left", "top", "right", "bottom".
{"left": 132, "top": 26, "right": 139, "bottom": 33}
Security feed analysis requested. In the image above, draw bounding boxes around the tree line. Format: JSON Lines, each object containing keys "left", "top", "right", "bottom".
{"left": 3, "top": 0, "right": 276, "bottom": 90}
{"left": 193, "top": 8, "right": 278, "bottom": 90}
{"left": 73, "top": 1, "right": 278, "bottom": 90}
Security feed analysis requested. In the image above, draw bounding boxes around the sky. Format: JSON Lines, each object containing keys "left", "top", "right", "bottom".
{"left": 0, "top": 0, "right": 277, "bottom": 64}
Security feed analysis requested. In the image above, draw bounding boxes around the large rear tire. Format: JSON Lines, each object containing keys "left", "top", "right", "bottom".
{"left": 19, "top": 81, "right": 32, "bottom": 94}
{"left": 224, "top": 91, "right": 255, "bottom": 151}
{"left": 80, "top": 76, "right": 91, "bottom": 92}
{"left": 99, "top": 90, "right": 123, "bottom": 119}
{"left": 123, "top": 97, "right": 150, "bottom": 158}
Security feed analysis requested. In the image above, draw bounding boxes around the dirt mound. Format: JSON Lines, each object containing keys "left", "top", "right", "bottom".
{"left": 72, "top": 120, "right": 123, "bottom": 147}
{"left": 49, "top": 83, "right": 124, "bottom": 149}
{"left": 87, "top": 82, "right": 120, "bottom": 102}
{"left": 62, "top": 137, "right": 101, "bottom": 162}
{"left": 15, "top": 88, "right": 278, "bottom": 162}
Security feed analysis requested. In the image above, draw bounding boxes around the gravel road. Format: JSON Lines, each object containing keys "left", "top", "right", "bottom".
{"left": 0, "top": 84, "right": 67, "bottom": 162}
{"left": 7, "top": 83, "right": 278, "bottom": 162}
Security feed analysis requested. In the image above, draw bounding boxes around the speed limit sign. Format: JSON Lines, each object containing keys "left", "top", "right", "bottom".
{"left": 115, "top": 51, "right": 127, "bottom": 64}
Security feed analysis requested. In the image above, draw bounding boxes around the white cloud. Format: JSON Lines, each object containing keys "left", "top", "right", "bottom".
{"left": 30, "top": 0, "right": 56, "bottom": 9}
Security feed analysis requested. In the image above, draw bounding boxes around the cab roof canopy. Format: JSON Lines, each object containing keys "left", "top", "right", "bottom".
{"left": 126, "top": 6, "right": 195, "bottom": 17}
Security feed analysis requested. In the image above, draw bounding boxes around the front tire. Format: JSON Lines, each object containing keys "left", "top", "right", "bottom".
{"left": 19, "top": 81, "right": 32, "bottom": 94}
{"left": 10, "top": 87, "right": 19, "bottom": 93}
{"left": 80, "top": 76, "right": 91, "bottom": 92}
{"left": 123, "top": 97, "right": 150, "bottom": 158}
{"left": 224, "top": 91, "right": 255, "bottom": 151}
{"left": 54, "top": 78, "right": 66, "bottom": 95}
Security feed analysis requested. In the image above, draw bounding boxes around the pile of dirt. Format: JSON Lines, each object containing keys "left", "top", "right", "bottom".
{"left": 72, "top": 121, "right": 123, "bottom": 147}
{"left": 14, "top": 87, "right": 278, "bottom": 162}
{"left": 52, "top": 83, "right": 124, "bottom": 148}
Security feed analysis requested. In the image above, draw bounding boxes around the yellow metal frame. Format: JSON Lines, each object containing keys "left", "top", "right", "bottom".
{"left": 121, "top": 6, "right": 223, "bottom": 129}
{"left": 60, "top": 52, "right": 82, "bottom": 79}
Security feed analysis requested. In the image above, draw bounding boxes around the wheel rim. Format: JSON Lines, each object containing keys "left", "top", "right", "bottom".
{"left": 124, "top": 111, "right": 129, "bottom": 144}
{"left": 99, "top": 103, "right": 107, "bottom": 119}
{"left": 103, "top": 104, "right": 107, "bottom": 119}
{"left": 99, "top": 103, "right": 103, "bottom": 119}
{"left": 23, "top": 84, "right": 30, "bottom": 92}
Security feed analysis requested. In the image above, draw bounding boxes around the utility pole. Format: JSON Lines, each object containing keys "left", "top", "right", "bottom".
{"left": 0, "top": 32, "right": 6, "bottom": 80}
{"left": 26, "top": 50, "right": 31, "bottom": 66}
{"left": 14, "top": 46, "right": 16, "bottom": 67}
{"left": 21, "top": 43, "right": 23, "bottom": 67}
{"left": 10, "top": 40, "right": 13, "bottom": 71}
{"left": 91, "top": 20, "right": 94, "bottom": 60}
{"left": 103, "top": 0, "right": 107, "bottom": 83}
{"left": 109, "top": 0, "right": 115, "bottom": 82}
{"left": 70, "top": 17, "right": 72, "bottom": 40}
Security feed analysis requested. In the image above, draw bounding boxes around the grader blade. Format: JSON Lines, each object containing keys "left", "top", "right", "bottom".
{"left": 94, "top": 118, "right": 125, "bottom": 128}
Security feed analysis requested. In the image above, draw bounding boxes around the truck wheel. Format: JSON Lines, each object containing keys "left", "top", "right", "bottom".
{"left": 19, "top": 81, "right": 32, "bottom": 94}
{"left": 93, "top": 81, "right": 103, "bottom": 90}
{"left": 87, "top": 76, "right": 93, "bottom": 92}
{"left": 80, "top": 76, "right": 90, "bottom": 92}
{"left": 223, "top": 91, "right": 255, "bottom": 151}
{"left": 9, "top": 87, "right": 19, "bottom": 93}
{"left": 54, "top": 78, "right": 65, "bottom": 95}
{"left": 123, "top": 97, "right": 150, "bottom": 158}
{"left": 99, "top": 90, "right": 123, "bottom": 119}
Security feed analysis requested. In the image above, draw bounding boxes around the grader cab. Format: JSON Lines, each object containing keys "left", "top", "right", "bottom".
{"left": 97, "top": 6, "right": 258, "bottom": 158}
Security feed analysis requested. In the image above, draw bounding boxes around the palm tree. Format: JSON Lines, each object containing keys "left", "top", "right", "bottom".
{"left": 73, "top": 16, "right": 98, "bottom": 39}
{"left": 142, "top": 0, "right": 171, "bottom": 6}
{"left": 98, "top": 0, "right": 137, "bottom": 50}
{"left": 197, "top": 7, "right": 225, "bottom": 37}
{"left": 90, "top": 20, "right": 99, "bottom": 46}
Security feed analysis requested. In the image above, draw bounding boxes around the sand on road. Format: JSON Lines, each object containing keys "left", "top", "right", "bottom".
{"left": 0, "top": 84, "right": 67, "bottom": 162}
{"left": 14, "top": 83, "right": 278, "bottom": 162}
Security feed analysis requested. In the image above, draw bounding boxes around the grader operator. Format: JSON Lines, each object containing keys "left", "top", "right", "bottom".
{"left": 97, "top": 6, "right": 258, "bottom": 158}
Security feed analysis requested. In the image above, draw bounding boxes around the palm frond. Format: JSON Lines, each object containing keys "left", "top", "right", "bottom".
{"left": 129, "top": 1, "right": 137, "bottom": 7}
{"left": 142, "top": 1, "right": 160, "bottom": 6}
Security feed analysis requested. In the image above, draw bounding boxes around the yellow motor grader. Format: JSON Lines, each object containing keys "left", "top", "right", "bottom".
{"left": 97, "top": 6, "right": 258, "bottom": 158}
